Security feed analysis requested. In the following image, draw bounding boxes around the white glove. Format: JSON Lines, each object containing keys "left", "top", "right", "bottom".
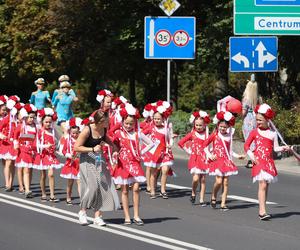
{"left": 0, "top": 133, "right": 7, "bottom": 140}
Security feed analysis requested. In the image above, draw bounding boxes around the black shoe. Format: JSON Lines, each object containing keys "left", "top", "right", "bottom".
{"left": 66, "top": 200, "right": 73, "bottom": 205}
{"left": 25, "top": 191, "right": 33, "bottom": 199}
{"left": 124, "top": 219, "right": 132, "bottom": 225}
{"left": 245, "top": 160, "right": 253, "bottom": 168}
{"left": 4, "top": 187, "right": 13, "bottom": 192}
{"left": 49, "top": 197, "right": 59, "bottom": 203}
{"left": 259, "top": 213, "right": 271, "bottom": 221}
{"left": 199, "top": 201, "right": 207, "bottom": 207}
{"left": 190, "top": 195, "right": 196, "bottom": 204}
{"left": 160, "top": 192, "right": 168, "bottom": 199}
{"left": 41, "top": 196, "right": 47, "bottom": 202}
{"left": 145, "top": 189, "right": 151, "bottom": 194}
{"left": 210, "top": 199, "right": 217, "bottom": 209}
{"left": 133, "top": 218, "right": 144, "bottom": 226}
{"left": 220, "top": 206, "right": 229, "bottom": 211}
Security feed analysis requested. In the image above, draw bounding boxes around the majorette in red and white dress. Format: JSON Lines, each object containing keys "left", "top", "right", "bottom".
{"left": 140, "top": 119, "right": 152, "bottom": 131}
{"left": 14, "top": 123, "right": 37, "bottom": 168}
{"left": 60, "top": 136, "right": 80, "bottom": 180}
{"left": 112, "top": 128, "right": 152, "bottom": 185}
{"left": 33, "top": 128, "right": 62, "bottom": 170}
{"left": 139, "top": 120, "right": 152, "bottom": 165}
{"left": 244, "top": 128, "right": 284, "bottom": 183}
{"left": 108, "top": 110, "right": 120, "bottom": 135}
{"left": 178, "top": 129, "right": 209, "bottom": 174}
{"left": 204, "top": 130, "right": 238, "bottom": 177}
{"left": 0, "top": 114, "right": 6, "bottom": 156}
{"left": 0, "top": 114, "right": 18, "bottom": 160}
{"left": 143, "top": 123, "right": 174, "bottom": 168}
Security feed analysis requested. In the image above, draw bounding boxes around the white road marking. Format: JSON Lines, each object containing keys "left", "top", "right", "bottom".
{"left": 158, "top": 183, "right": 277, "bottom": 205}
{"left": 0, "top": 193, "right": 212, "bottom": 250}
{"left": 227, "top": 195, "right": 277, "bottom": 205}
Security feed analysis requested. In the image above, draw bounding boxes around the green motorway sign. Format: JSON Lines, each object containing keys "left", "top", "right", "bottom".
{"left": 234, "top": 0, "right": 300, "bottom": 35}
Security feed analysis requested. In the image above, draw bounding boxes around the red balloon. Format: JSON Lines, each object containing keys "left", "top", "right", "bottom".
{"left": 226, "top": 98, "right": 242, "bottom": 115}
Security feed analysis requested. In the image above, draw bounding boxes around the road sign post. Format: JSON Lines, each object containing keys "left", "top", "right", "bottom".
{"left": 229, "top": 37, "right": 278, "bottom": 72}
{"left": 167, "top": 60, "right": 171, "bottom": 102}
{"left": 234, "top": 0, "right": 300, "bottom": 35}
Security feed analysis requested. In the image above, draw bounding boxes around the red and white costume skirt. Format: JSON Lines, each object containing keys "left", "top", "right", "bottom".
{"left": 0, "top": 140, "right": 17, "bottom": 160}
{"left": 209, "top": 158, "right": 238, "bottom": 177}
{"left": 252, "top": 153, "right": 278, "bottom": 184}
{"left": 112, "top": 154, "right": 146, "bottom": 185}
{"left": 15, "top": 146, "right": 36, "bottom": 168}
{"left": 144, "top": 146, "right": 174, "bottom": 168}
{"left": 188, "top": 152, "right": 209, "bottom": 175}
{"left": 60, "top": 158, "right": 80, "bottom": 180}
{"left": 33, "top": 151, "right": 62, "bottom": 170}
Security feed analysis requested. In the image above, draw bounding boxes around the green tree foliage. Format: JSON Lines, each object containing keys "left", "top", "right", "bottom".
{"left": 0, "top": 0, "right": 299, "bottom": 116}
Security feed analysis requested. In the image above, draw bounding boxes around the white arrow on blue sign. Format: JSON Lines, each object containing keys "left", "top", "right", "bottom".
{"left": 229, "top": 37, "right": 278, "bottom": 72}
{"left": 256, "top": 0, "right": 300, "bottom": 6}
{"left": 144, "top": 16, "right": 196, "bottom": 59}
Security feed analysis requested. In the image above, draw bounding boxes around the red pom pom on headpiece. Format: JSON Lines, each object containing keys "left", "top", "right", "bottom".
{"left": 96, "top": 89, "right": 113, "bottom": 103}
{"left": 254, "top": 104, "right": 275, "bottom": 120}
{"left": 119, "top": 103, "right": 140, "bottom": 119}
{"left": 215, "top": 111, "right": 235, "bottom": 126}
{"left": 189, "top": 110, "right": 210, "bottom": 124}
{"left": 154, "top": 101, "right": 173, "bottom": 118}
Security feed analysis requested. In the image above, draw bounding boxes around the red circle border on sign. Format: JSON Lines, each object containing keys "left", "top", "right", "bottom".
{"left": 173, "top": 30, "right": 189, "bottom": 47}
{"left": 155, "top": 29, "right": 172, "bottom": 46}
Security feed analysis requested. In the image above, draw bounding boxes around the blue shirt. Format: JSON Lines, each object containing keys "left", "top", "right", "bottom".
{"left": 53, "top": 92, "right": 75, "bottom": 122}
{"left": 51, "top": 89, "right": 76, "bottom": 104}
{"left": 29, "top": 90, "right": 50, "bottom": 110}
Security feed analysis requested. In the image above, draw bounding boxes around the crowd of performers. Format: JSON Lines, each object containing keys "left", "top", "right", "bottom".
{"left": 0, "top": 76, "right": 291, "bottom": 226}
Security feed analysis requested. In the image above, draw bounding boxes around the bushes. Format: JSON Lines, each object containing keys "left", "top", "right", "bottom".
{"left": 264, "top": 98, "right": 300, "bottom": 145}
{"left": 233, "top": 118, "right": 244, "bottom": 140}
{"left": 169, "top": 110, "right": 191, "bottom": 136}
{"left": 272, "top": 109, "right": 300, "bottom": 145}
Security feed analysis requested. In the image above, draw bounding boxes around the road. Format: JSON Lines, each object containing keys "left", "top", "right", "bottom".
{"left": 0, "top": 157, "right": 300, "bottom": 250}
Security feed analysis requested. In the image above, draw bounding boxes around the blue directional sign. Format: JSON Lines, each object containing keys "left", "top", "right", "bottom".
{"left": 144, "top": 16, "right": 196, "bottom": 59}
{"left": 229, "top": 37, "right": 278, "bottom": 72}
{"left": 256, "top": 0, "right": 300, "bottom": 6}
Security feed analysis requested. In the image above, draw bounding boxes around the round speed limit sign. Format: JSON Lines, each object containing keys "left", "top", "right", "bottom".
{"left": 173, "top": 30, "right": 189, "bottom": 47}
{"left": 155, "top": 30, "right": 172, "bottom": 46}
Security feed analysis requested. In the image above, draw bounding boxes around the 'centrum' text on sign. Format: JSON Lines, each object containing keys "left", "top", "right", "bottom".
{"left": 255, "top": 17, "right": 300, "bottom": 30}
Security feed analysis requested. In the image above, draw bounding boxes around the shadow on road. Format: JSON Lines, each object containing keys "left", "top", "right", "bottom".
{"left": 106, "top": 216, "right": 180, "bottom": 225}
{"left": 166, "top": 189, "right": 192, "bottom": 198}
{"left": 271, "top": 211, "right": 300, "bottom": 219}
{"left": 226, "top": 203, "right": 258, "bottom": 210}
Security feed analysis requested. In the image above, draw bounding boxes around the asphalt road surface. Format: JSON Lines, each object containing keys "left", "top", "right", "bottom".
{"left": 0, "top": 157, "right": 300, "bottom": 250}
